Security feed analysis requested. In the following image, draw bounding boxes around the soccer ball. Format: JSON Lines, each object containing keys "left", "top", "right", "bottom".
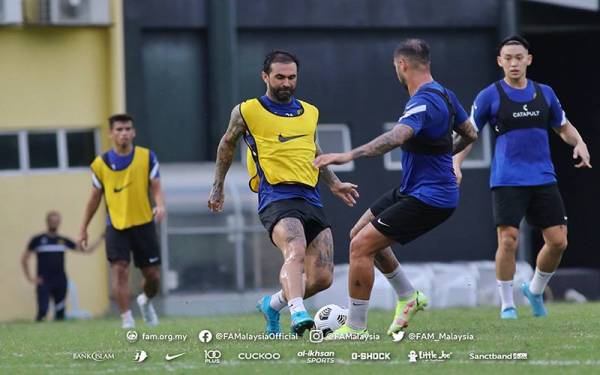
{"left": 314, "top": 304, "right": 348, "bottom": 336}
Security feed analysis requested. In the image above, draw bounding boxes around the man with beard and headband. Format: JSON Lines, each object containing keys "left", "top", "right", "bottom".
{"left": 314, "top": 39, "right": 478, "bottom": 339}
{"left": 208, "top": 50, "right": 359, "bottom": 336}
{"left": 454, "top": 35, "right": 591, "bottom": 320}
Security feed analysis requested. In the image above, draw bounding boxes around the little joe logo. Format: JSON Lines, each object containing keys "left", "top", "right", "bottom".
{"left": 204, "top": 349, "right": 222, "bottom": 364}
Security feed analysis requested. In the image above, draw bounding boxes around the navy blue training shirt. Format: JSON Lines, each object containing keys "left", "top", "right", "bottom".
{"left": 27, "top": 234, "right": 76, "bottom": 278}
{"left": 397, "top": 81, "right": 468, "bottom": 208}
{"left": 471, "top": 79, "right": 566, "bottom": 188}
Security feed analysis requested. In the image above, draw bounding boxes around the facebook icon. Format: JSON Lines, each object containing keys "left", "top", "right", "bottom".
{"left": 198, "top": 329, "right": 213, "bottom": 343}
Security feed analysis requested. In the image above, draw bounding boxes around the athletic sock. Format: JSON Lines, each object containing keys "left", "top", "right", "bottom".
{"left": 347, "top": 297, "right": 369, "bottom": 330}
{"left": 383, "top": 264, "right": 415, "bottom": 299}
{"left": 497, "top": 280, "right": 515, "bottom": 311}
{"left": 121, "top": 309, "right": 133, "bottom": 321}
{"left": 529, "top": 268, "right": 555, "bottom": 295}
{"left": 269, "top": 290, "right": 287, "bottom": 311}
{"left": 138, "top": 293, "right": 149, "bottom": 305}
{"left": 288, "top": 297, "right": 306, "bottom": 315}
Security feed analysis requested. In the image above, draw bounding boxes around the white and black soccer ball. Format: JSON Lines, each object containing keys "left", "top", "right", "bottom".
{"left": 314, "top": 304, "right": 348, "bottom": 336}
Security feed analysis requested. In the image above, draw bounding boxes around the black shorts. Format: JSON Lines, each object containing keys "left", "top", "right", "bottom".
{"left": 106, "top": 221, "right": 161, "bottom": 268}
{"left": 370, "top": 188, "right": 455, "bottom": 245}
{"left": 259, "top": 198, "right": 331, "bottom": 246}
{"left": 492, "top": 184, "right": 568, "bottom": 229}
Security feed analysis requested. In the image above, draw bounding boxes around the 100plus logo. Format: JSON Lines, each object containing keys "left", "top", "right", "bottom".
{"left": 204, "top": 349, "right": 222, "bottom": 364}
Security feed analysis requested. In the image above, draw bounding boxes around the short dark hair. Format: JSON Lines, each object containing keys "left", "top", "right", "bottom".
{"left": 394, "top": 38, "right": 431, "bottom": 66}
{"left": 108, "top": 113, "right": 134, "bottom": 129}
{"left": 498, "top": 35, "right": 530, "bottom": 55}
{"left": 263, "top": 50, "right": 299, "bottom": 74}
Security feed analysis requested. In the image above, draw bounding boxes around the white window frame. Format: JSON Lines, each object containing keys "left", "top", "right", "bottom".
{"left": 382, "top": 122, "right": 492, "bottom": 171}
{"left": 0, "top": 128, "right": 101, "bottom": 176}
{"left": 316, "top": 123, "right": 354, "bottom": 172}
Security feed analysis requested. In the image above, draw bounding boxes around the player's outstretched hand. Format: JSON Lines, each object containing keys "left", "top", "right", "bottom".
{"left": 313, "top": 152, "right": 353, "bottom": 168}
{"left": 331, "top": 182, "right": 359, "bottom": 207}
{"left": 208, "top": 186, "right": 225, "bottom": 212}
{"left": 573, "top": 142, "right": 592, "bottom": 168}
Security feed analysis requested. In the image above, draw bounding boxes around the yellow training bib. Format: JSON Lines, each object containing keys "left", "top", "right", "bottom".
{"left": 241, "top": 98, "right": 319, "bottom": 193}
{"left": 91, "top": 146, "right": 153, "bottom": 230}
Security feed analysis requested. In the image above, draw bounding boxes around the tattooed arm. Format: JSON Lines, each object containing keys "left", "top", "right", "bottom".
{"left": 452, "top": 120, "right": 478, "bottom": 185}
{"left": 208, "top": 105, "right": 247, "bottom": 212}
{"left": 315, "top": 143, "right": 359, "bottom": 207}
{"left": 452, "top": 120, "right": 478, "bottom": 155}
{"left": 313, "top": 124, "right": 413, "bottom": 168}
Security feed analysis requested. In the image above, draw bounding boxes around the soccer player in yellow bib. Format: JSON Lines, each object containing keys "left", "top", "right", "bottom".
{"left": 79, "top": 114, "right": 166, "bottom": 329}
{"left": 208, "top": 51, "right": 359, "bottom": 336}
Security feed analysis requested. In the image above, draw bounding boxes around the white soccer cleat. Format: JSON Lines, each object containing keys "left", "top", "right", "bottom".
{"left": 137, "top": 294, "right": 159, "bottom": 326}
{"left": 121, "top": 316, "right": 135, "bottom": 329}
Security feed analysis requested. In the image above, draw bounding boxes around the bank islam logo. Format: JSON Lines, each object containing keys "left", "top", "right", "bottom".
{"left": 408, "top": 350, "right": 452, "bottom": 363}
{"left": 198, "top": 329, "right": 213, "bottom": 343}
{"left": 133, "top": 350, "right": 148, "bottom": 363}
{"left": 392, "top": 331, "right": 405, "bottom": 343}
{"left": 126, "top": 330, "right": 138, "bottom": 343}
{"left": 204, "top": 349, "right": 222, "bottom": 364}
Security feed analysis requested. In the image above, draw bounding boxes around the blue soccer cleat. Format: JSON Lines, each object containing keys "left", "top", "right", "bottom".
{"left": 500, "top": 307, "right": 518, "bottom": 320}
{"left": 256, "top": 295, "right": 281, "bottom": 334}
{"left": 290, "top": 310, "right": 314, "bottom": 336}
{"left": 521, "top": 282, "right": 548, "bottom": 317}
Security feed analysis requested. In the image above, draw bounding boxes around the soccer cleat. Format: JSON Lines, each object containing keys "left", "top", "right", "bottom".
{"left": 500, "top": 307, "right": 518, "bottom": 320}
{"left": 121, "top": 316, "right": 135, "bottom": 329}
{"left": 137, "top": 294, "right": 159, "bottom": 326}
{"left": 521, "top": 282, "right": 548, "bottom": 317}
{"left": 324, "top": 324, "right": 368, "bottom": 341}
{"left": 290, "top": 311, "right": 314, "bottom": 336}
{"left": 387, "top": 290, "right": 429, "bottom": 336}
{"left": 256, "top": 295, "right": 281, "bottom": 334}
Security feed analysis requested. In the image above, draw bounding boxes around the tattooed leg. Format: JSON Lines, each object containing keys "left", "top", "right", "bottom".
{"left": 349, "top": 224, "right": 394, "bottom": 300}
{"left": 352, "top": 209, "right": 400, "bottom": 274}
{"left": 304, "top": 228, "right": 334, "bottom": 298}
{"left": 272, "top": 218, "right": 307, "bottom": 301}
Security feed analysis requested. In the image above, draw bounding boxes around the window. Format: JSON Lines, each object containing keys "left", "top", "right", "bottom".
{"left": 0, "top": 134, "right": 20, "bottom": 171}
{"left": 66, "top": 130, "right": 97, "bottom": 167}
{"left": 28, "top": 133, "right": 59, "bottom": 169}
{"left": 382, "top": 122, "right": 492, "bottom": 170}
{"left": 0, "top": 128, "right": 100, "bottom": 174}
{"left": 316, "top": 124, "right": 354, "bottom": 172}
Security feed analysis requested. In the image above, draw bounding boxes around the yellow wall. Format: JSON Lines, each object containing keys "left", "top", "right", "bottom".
{"left": 0, "top": 0, "right": 124, "bottom": 321}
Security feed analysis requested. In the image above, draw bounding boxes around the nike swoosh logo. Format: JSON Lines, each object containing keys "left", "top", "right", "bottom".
{"left": 278, "top": 134, "right": 306, "bottom": 143}
{"left": 377, "top": 218, "right": 391, "bottom": 228}
{"left": 113, "top": 182, "right": 132, "bottom": 193}
{"left": 165, "top": 353, "right": 185, "bottom": 361}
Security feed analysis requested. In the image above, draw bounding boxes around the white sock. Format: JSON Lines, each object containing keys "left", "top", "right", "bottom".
{"left": 384, "top": 265, "right": 415, "bottom": 299}
{"left": 121, "top": 309, "right": 133, "bottom": 321}
{"left": 529, "top": 268, "right": 555, "bottom": 295}
{"left": 347, "top": 298, "right": 369, "bottom": 330}
{"left": 138, "top": 293, "right": 149, "bottom": 305}
{"left": 287, "top": 297, "right": 306, "bottom": 315}
{"left": 497, "top": 280, "right": 515, "bottom": 311}
{"left": 269, "top": 290, "right": 287, "bottom": 311}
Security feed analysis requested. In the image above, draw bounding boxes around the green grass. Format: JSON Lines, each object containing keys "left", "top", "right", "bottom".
{"left": 1, "top": 302, "right": 599, "bottom": 374}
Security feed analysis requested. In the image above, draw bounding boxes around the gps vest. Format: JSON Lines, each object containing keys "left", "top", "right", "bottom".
{"left": 400, "top": 88, "right": 455, "bottom": 155}
{"left": 494, "top": 81, "right": 550, "bottom": 136}
{"left": 241, "top": 98, "right": 320, "bottom": 193}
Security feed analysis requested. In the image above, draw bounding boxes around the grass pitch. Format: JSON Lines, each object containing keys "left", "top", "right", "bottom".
{"left": 1, "top": 302, "right": 599, "bottom": 375}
